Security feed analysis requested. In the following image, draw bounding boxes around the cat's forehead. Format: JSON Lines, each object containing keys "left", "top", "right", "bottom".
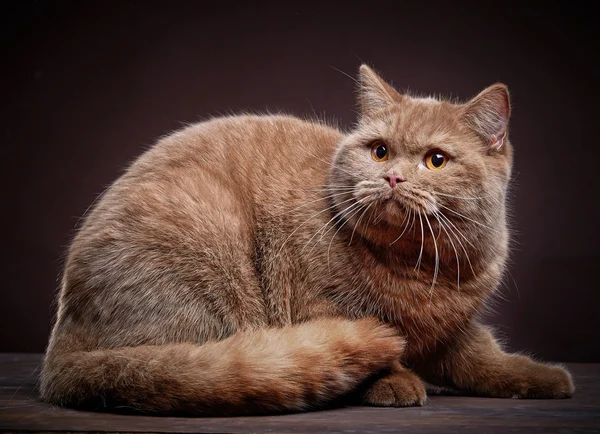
{"left": 397, "top": 98, "right": 459, "bottom": 134}
{"left": 366, "top": 98, "right": 462, "bottom": 150}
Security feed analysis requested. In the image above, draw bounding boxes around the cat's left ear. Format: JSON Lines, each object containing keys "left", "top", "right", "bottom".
{"left": 462, "top": 84, "right": 511, "bottom": 151}
{"left": 357, "top": 65, "right": 403, "bottom": 118}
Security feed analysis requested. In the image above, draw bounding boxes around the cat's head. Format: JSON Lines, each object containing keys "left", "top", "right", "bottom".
{"left": 330, "top": 65, "right": 512, "bottom": 257}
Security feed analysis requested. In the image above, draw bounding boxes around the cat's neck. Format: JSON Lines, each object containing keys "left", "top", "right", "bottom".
{"left": 327, "top": 197, "right": 507, "bottom": 289}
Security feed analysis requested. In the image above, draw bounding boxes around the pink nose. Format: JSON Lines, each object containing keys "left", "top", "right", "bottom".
{"left": 385, "top": 174, "right": 406, "bottom": 188}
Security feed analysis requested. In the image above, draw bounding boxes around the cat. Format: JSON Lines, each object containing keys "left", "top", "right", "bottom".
{"left": 39, "top": 65, "right": 574, "bottom": 415}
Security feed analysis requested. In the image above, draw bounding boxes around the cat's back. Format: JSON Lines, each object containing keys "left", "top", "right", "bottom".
{"left": 127, "top": 114, "right": 342, "bottom": 182}
{"left": 79, "top": 113, "right": 342, "bottom": 234}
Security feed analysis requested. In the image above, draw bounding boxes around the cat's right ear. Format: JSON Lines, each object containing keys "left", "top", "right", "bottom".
{"left": 358, "top": 65, "right": 403, "bottom": 118}
{"left": 462, "top": 83, "right": 511, "bottom": 152}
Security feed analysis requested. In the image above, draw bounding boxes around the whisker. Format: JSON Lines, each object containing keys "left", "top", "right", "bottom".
{"left": 311, "top": 184, "right": 357, "bottom": 188}
{"left": 390, "top": 210, "right": 412, "bottom": 246}
{"left": 317, "top": 186, "right": 357, "bottom": 191}
{"left": 364, "top": 202, "right": 377, "bottom": 232}
{"left": 303, "top": 199, "right": 364, "bottom": 254}
{"left": 278, "top": 191, "right": 353, "bottom": 216}
{"left": 424, "top": 213, "right": 439, "bottom": 296}
{"left": 432, "top": 210, "right": 461, "bottom": 289}
{"left": 350, "top": 202, "right": 373, "bottom": 244}
{"left": 410, "top": 209, "right": 417, "bottom": 241}
{"left": 435, "top": 208, "right": 477, "bottom": 250}
{"left": 326, "top": 202, "right": 368, "bottom": 267}
{"left": 365, "top": 202, "right": 378, "bottom": 229}
{"left": 432, "top": 191, "right": 492, "bottom": 200}
{"left": 276, "top": 196, "right": 356, "bottom": 256}
{"left": 306, "top": 187, "right": 357, "bottom": 193}
{"left": 415, "top": 211, "right": 424, "bottom": 272}
{"left": 437, "top": 203, "right": 498, "bottom": 232}
{"left": 373, "top": 208, "right": 386, "bottom": 224}
{"left": 318, "top": 200, "right": 365, "bottom": 243}
{"left": 433, "top": 207, "right": 476, "bottom": 276}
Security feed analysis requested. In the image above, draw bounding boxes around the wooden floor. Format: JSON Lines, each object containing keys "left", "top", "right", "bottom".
{"left": 1, "top": 354, "right": 599, "bottom": 433}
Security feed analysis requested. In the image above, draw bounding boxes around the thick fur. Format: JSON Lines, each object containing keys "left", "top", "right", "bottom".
{"left": 41, "top": 318, "right": 403, "bottom": 415}
{"left": 40, "top": 65, "right": 574, "bottom": 415}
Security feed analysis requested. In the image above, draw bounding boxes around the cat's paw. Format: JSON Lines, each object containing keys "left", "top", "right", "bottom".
{"left": 512, "top": 363, "right": 575, "bottom": 398}
{"left": 508, "top": 358, "right": 575, "bottom": 399}
{"left": 362, "top": 368, "right": 427, "bottom": 407}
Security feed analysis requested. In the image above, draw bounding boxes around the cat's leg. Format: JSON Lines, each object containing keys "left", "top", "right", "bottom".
{"left": 360, "top": 360, "right": 427, "bottom": 407}
{"left": 416, "top": 321, "right": 574, "bottom": 399}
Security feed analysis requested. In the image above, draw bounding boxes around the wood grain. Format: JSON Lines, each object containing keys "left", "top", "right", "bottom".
{"left": 1, "top": 354, "right": 598, "bottom": 433}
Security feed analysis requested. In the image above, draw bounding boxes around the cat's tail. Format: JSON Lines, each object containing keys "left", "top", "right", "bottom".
{"left": 39, "top": 317, "right": 404, "bottom": 415}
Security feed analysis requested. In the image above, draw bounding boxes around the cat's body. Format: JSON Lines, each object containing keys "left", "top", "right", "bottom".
{"left": 40, "top": 66, "right": 574, "bottom": 415}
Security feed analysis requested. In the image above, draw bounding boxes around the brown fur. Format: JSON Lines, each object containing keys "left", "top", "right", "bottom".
{"left": 40, "top": 65, "right": 574, "bottom": 415}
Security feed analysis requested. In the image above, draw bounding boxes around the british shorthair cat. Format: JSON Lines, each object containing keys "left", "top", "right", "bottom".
{"left": 40, "top": 65, "right": 574, "bottom": 415}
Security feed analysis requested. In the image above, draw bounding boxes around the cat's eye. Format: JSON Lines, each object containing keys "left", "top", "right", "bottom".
{"left": 425, "top": 150, "right": 449, "bottom": 170}
{"left": 371, "top": 142, "right": 388, "bottom": 162}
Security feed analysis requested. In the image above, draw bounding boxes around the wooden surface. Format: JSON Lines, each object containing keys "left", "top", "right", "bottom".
{"left": 1, "top": 354, "right": 599, "bottom": 433}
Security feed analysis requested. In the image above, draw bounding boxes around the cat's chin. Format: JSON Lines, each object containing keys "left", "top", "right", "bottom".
{"left": 351, "top": 200, "right": 414, "bottom": 244}
{"left": 377, "top": 198, "right": 411, "bottom": 227}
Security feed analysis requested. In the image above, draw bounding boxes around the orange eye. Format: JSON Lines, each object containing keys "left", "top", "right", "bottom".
{"left": 425, "top": 150, "right": 448, "bottom": 170}
{"left": 371, "top": 142, "right": 388, "bottom": 162}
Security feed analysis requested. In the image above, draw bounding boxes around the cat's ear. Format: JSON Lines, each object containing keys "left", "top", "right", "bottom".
{"left": 358, "top": 65, "right": 403, "bottom": 118}
{"left": 462, "top": 84, "right": 511, "bottom": 151}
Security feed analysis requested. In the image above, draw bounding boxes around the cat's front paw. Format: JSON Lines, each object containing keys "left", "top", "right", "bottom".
{"left": 362, "top": 368, "right": 427, "bottom": 407}
{"left": 506, "top": 356, "right": 575, "bottom": 399}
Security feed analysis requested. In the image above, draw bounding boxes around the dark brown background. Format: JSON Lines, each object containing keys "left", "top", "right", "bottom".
{"left": 1, "top": 1, "right": 598, "bottom": 361}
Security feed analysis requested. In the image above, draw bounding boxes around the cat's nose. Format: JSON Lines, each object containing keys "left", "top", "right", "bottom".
{"left": 384, "top": 174, "right": 406, "bottom": 188}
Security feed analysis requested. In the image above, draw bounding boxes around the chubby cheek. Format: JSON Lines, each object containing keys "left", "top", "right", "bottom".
{"left": 433, "top": 164, "right": 492, "bottom": 215}
{"left": 332, "top": 151, "right": 364, "bottom": 187}
{"left": 344, "top": 149, "right": 376, "bottom": 182}
{"left": 444, "top": 161, "right": 485, "bottom": 193}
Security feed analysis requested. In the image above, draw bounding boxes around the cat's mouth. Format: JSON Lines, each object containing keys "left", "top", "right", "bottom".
{"left": 358, "top": 186, "right": 438, "bottom": 230}
{"left": 348, "top": 182, "right": 438, "bottom": 229}
{"left": 379, "top": 187, "right": 436, "bottom": 215}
